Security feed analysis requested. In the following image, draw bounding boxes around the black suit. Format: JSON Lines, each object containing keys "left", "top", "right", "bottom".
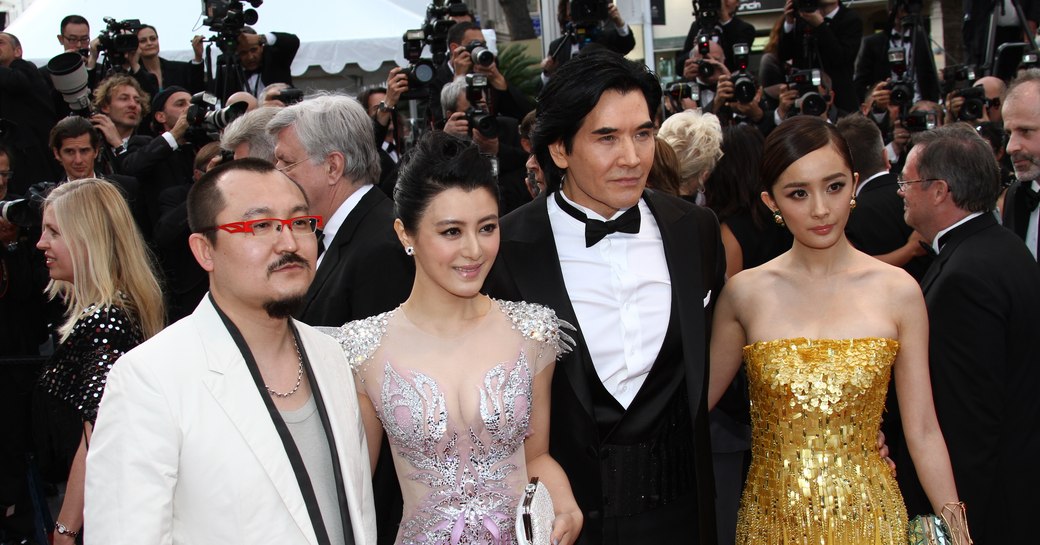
{"left": 778, "top": 4, "right": 863, "bottom": 113}
{"left": 896, "top": 213, "right": 1040, "bottom": 544}
{"left": 1000, "top": 179, "right": 1038, "bottom": 258}
{"left": 845, "top": 172, "right": 931, "bottom": 279}
{"left": 214, "top": 32, "right": 300, "bottom": 102}
{"left": 144, "top": 57, "right": 206, "bottom": 94}
{"left": 1, "top": 58, "right": 60, "bottom": 194}
{"left": 484, "top": 190, "right": 721, "bottom": 544}
{"left": 854, "top": 29, "right": 940, "bottom": 104}
{"left": 682, "top": 16, "right": 757, "bottom": 71}
{"left": 547, "top": 25, "right": 636, "bottom": 68}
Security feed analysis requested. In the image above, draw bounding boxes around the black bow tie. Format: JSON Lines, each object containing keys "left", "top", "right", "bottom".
{"left": 1021, "top": 183, "right": 1040, "bottom": 212}
{"left": 918, "top": 240, "right": 936, "bottom": 257}
{"left": 315, "top": 228, "right": 326, "bottom": 257}
{"left": 554, "top": 190, "right": 641, "bottom": 247}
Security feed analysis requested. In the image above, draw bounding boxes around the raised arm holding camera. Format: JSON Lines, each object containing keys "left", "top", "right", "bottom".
{"left": 777, "top": 0, "right": 863, "bottom": 113}
{"left": 543, "top": 0, "right": 635, "bottom": 79}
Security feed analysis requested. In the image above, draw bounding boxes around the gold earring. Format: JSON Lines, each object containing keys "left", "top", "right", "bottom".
{"left": 850, "top": 197, "right": 857, "bottom": 210}
{"left": 772, "top": 209, "right": 785, "bottom": 226}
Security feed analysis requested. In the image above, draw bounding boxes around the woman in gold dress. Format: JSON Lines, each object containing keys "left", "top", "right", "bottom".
{"left": 708, "top": 117, "right": 970, "bottom": 545}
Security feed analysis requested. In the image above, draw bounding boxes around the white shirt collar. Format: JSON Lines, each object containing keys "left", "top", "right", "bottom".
{"left": 932, "top": 211, "right": 984, "bottom": 253}
{"left": 856, "top": 171, "right": 889, "bottom": 196}
{"left": 556, "top": 187, "right": 634, "bottom": 222}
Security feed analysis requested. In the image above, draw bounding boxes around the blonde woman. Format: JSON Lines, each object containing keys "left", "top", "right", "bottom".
{"left": 33, "top": 178, "right": 164, "bottom": 544}
{"left": 657, "top": 110, "right": 724, "bottom": 203}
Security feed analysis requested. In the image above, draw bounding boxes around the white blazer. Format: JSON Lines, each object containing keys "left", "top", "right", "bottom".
{"left": 85, "top": 297, "right": 376, "bottom": 545}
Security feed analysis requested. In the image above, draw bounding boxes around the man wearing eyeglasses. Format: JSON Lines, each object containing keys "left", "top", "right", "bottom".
{"left": 86, "top": 158, "right": 377, "bottom": 545}
{"left": 895, "top": 125, "right": 1040, "bottom": 545}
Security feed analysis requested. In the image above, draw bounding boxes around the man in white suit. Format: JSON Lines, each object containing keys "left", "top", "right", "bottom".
{"left": 85, "top": 158, "right": 375, "bottom": 545}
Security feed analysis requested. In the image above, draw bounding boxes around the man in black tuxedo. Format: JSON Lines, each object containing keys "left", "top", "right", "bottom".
{"left": 777, "top": 0, "right": 863, "bottom": 114}
{"left": 999, "top": 69, "right": 1040, "bottom": 259}
{"left": 681, "top": 0, "right": 756, "bottom": 72}
{"left": 270, "top": 95, "right": 413, "bottom": 545}
{"left": 216, "top": 28, "right": 299, "bottom": 102}
{"left": 837, "top": 114, "right": 930, "bottom": 279}
{"left": 542, "top": 1, "right": 636, "bottom": 80}
{"left": 853, "top": 7, "right": 940, "bottom": 105}
{"left": 485, "top": 51, "right": 722, "bottom": 545}
{"left": 896, "top": 124, "right": 1040, "bottom": 544}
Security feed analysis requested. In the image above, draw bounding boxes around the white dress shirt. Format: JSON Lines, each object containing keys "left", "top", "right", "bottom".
{"left": 548, "top": 192, "right": 671, "bottom": 408}
{"left": 933, "top": 211, "right": 985, "bottom": 254}
{"left": 1026, "top": 180, "right": 1039, "bottom": 260}
{"left": 317, "top": 184, "right": 373, "bottom": 270}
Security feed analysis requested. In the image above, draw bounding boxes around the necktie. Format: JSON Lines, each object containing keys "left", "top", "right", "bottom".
{"left": 554, "top": 190, "right": 641, "bottom": 247}
{"left": 315, "top": 228, "right": 326, "bottom": 257}
{"left": 1021, "top": 183, "right": 1040, "bottom": 212}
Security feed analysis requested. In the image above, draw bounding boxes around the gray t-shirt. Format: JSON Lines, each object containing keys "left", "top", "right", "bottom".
{"left": 281, "top": 395, "right": 346, "bottom": 545}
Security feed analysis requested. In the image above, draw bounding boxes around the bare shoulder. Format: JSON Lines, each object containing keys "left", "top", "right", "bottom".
{"left": 854, "top": 253, "right": 925, "bottom": 307}
{"left": 723, "top": 260, "right": 780, "bottom": 304}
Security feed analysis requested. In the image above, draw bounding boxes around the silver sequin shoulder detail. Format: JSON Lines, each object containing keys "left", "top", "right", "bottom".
{"left": 494, "top": 299, "right": 576, "bottom": 358}
{"left": 315, "top": 310, "right": 395, "bottom": 370}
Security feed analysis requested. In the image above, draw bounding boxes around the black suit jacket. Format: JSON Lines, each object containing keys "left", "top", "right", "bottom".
{"left": 1, "top": 58, "right": 60, "bottom": 194}
{"left": 548, "top": 25, "right": 636, "bottom": 67}
{"left": 146, "top": 57, "right": 206, "bottom": 94}
{"left": 214, "top": 32, "right": 300, "bottom": 102}
{"left": 1000, "top": 179, "right": 1035, "bottom": 248}
{"left": 896, "top": 213, "right": 1040, "bottom": 543}
{"left": 778, "top": 4, "right": 863, "bottom": 113}
{"left": 845, "top": 172, "right": 930, "bottom": 279}
{"left": 682, "top": 16, "right": 757, "bottom": 71}
{"left": 853, "top": 30, "right": 940, "bottom": 105}
{"left": 295, "top": 187, "right": 414, "bottom": 327}
{"left": 484, "top": 190, "right": 721, "bottom": 544}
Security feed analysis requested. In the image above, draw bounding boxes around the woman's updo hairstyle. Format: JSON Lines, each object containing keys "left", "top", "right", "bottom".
{"left": 394, "top": 131, "right": 498, "bottom": 231}
{"left": 761, "top": 116, "right": 854, "bottom": 195}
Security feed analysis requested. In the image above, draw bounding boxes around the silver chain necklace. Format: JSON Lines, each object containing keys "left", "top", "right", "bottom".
{"left": 266, "top": 336, "right": 304, "bottom": 398}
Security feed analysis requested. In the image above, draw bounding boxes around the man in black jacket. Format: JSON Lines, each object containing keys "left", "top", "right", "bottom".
{"left": 0, "top": 32, "right": 59, "bottom": 194}
{"left": 853, "top": 4, "right": 940, "bottom": 105}
{"left": 681, "top": 0, "right": 756, "bottom": 71}
{"left": 216, "top": 29, "right": 299, "bottom": 102}
{"left": 778, "top": 0, "right": 863, "bottom": 114}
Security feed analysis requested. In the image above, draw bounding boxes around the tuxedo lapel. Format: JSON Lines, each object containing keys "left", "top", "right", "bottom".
{"left": 193, "top": 301, "right": 318, "bottom": 545}
{"left": 500, "top": 196, "right": 596, "bottom": 418}
{"left": 921, "top": 214, "right": 997, "bottom": 293}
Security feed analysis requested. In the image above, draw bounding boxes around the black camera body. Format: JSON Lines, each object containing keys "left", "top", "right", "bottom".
{"left": 955, "top": 86, "right": 987, "bottom": 122}
{"left": 185, "top": 92, "right": 248, "bottom": 145}
{"left": 796, "top": 0, "right": 820, "bottom": 12}
{"left": 465, "top": 40, "right": 495, "bottom": 67}
{"left": 0, "top": 182, "right": 57, "bottom": 228}
{"left": 731, "top": 43, "right": 757, "bottom": 104}
{"left": 885, "top": 47, "right": 915, "bottom": 107}
{"left": 464, "top": 74, "right": 497, "bottom": 138}
{"left": 98, "top": 17, "right": 142, "bottom": 55}
{"left": 902, "top": 109, "right": 937, "bottom": 132}
{"left": 570, "top": 0, "right": 609, "bottom": 25}
{"left": 401, "top": 29, "right": 436, "bottom": 100}
{"left": 788, "top": 69, "right": 827, "bottom": 117}
{"left": 203, "top": 0, "right": 262, "bottom": 51}
{"left": 668, "top": 81, "right": 700, "bottom": 104}
{"left": 941, "top": 64, "right": 977, "bottom": 96}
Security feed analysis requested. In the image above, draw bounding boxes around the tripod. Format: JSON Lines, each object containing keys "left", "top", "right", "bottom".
{"left": 203, "top": 37, "right": 248, "bottom": 105}
{"left": 979, "top": 0, "right": 1039, "bottom": 76}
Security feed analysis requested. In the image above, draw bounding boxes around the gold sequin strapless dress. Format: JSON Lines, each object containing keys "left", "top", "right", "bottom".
{"left": 735, "top": 338, "right": 907, "bottom": 545}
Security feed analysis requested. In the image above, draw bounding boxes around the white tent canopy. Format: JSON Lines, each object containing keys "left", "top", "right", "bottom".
{"left": 6, "top": 0, "right": 429, "bottom": 73}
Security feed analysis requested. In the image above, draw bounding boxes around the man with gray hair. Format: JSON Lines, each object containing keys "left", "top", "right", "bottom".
{"left": 222, "top": 106, "right": 280, "bottom": 160}
{"left": 267, "top": 93, "right": 413, "bottom": 325}
{"left": 896, "top": 124, "right": 1040, "bottom": 544}
{"left": 999, "top": 68, "right": 1040, "bottom": 259}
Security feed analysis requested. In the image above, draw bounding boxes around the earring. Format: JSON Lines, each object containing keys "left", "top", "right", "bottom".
{"left": 772, "top": 209, "right": 785, "bottom": 226}
{"left": 405, "top": 246, "right": 414, "bottom": 256}
{"left": 850, "top": 197, "right": 857, "bottom": 210}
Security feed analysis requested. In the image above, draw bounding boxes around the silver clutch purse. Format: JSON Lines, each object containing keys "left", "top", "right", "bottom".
{"left": 515, "top": 477, "right": 554, "bottom": 545}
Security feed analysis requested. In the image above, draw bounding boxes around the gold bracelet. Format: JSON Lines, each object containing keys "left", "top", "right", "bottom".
{"left": 940, "top": 502, "right": 973, "bottom": 545}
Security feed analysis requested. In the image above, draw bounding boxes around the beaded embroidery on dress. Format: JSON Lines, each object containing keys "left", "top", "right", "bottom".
{"left": 736, "top": 337, "right": 907, "bottom": 545}
{"left": 322, "top": 299, "right": 573, "bottom": 545}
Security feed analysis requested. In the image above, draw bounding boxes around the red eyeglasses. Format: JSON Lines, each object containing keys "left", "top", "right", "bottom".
{"left": 203, "top": 215, "right": 323, "bottom": 237}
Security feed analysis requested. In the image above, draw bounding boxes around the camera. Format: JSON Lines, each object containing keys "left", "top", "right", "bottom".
{"left": 465, "top": 40, "right": 495, "bottom": 67}
{"left": 1021, "top": 52, "right": 1039, "bottom": 71}
{"left": 901, "top": 109, "right": 937, "bottom": 132}
{"left": 695, "top": 59, "right": 715, "bottom": 79}
{"left": 668, "top": 81, "right": 700, "bottom": 103}
{"left": 570, "top": 0, "right": 609, "bottom": 25}
{"left": 270, "top": 88, "right": 304, "bottom": 106}
{"left": 47, "top": 52, "right": 93, "bottom": 116}
{"left": 731, "top": 43, "right": 757, "bottom": 104}
{"left": 941, "top": 64, "right": 977, "bottom": 96}
{"left": 97, "top": 17, "right": 142, "bottom": 56}
{"left": 954, "top": 86, "right": 987, "bottom": 122}
{"left": 787, "top": 69, "right": 827, "bottom": 117}
{"left": 464, "top": 74, "right": 497, "bottom": 138}
{"left": 202, "top": 0, "right": 262, "bottom": 51}
{"left": 401, "top": 29, "right": 436, "bottom": 99}
{"left": 885, "top": 48, "right": 914, "bottom": 108}
{"left": 0, "top": 182, "right": 56, "bottom": 228}
{"left": 185, "top": 92, "right": 248, "bottom": 144}
{"left": 796, "top": 0, "right": 819, "bottom": 12}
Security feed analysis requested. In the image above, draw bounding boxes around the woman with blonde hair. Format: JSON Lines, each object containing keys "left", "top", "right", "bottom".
{"left": 657, "top": 110, "right": 724, "bottom": 204}
{"left": 33, "top": 178, "right": 164, "bottom": 544}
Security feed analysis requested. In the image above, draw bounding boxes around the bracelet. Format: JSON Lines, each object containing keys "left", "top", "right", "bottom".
{"left": 54, "top": 522, "right": 79, "bottom": 536}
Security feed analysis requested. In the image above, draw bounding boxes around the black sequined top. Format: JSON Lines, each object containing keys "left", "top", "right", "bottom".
{"left": 37, "top": 304, "right": 144, "bottom": 424}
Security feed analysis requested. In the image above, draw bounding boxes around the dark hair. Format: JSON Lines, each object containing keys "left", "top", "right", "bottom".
{"left": 835, "top": 113, "right": 886, "bottom": 177}
{"left": 356, "top": 85, "right": 387, "bottom": 111}
{"left": 137, "top": 24, "right": 157, "bottom": 36}
{"left": 60, "top": 15, "right": 89, "bottom": 34}
{"left": 188, "top": 158, "right": 293, "bottom": 243}
{"left": 705, "top": 125, "right": 767, "bottom": 225}
{"left": 194, "top": 141, "right": 223, "bottom": 172}
{"left": 910, "top": 124, "right": 1000, "bottom": 212}
{"left": 393, "top": 131, "right": 497, "bottom": 232}
{"left": 49, "top": 116, "right": 100, "bottom": 151}
{"left": 761, "top": 116, "right": 854, "bottom": 195}
{"left": 447, "top": 21, "right": 481, "bottom": 47}
{"left": 532, "top": 50, "right": 661, "bottom": 194}
{"left": 649, "top": 137, "right": 682, "bottom": 196}
{"left": 519, "top": 110, "right": 537, "bottom": 142}
{"left": 556, "top": 0, "right": 569, "bottom": 28}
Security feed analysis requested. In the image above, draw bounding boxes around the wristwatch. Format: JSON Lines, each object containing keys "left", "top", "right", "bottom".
{"left": 377, "top": 100, "right": 393, "bottom": 113}
{"left": 55, "top": 522, "right": 80, "bottom": 538}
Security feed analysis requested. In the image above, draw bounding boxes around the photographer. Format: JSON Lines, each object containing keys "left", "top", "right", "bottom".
{"left": 853, "top": 2, "right": 940, "bottom": 105}
{"left": 945, "top": 76, "right": 1005, "bottom": 124}
{"left": 0, "top": 32, "right": 60, "bottom": 195}
{"left": 217, "top": 28, "right": 300, "bottom": 102}
{"left": 778, "top": 0, "right": 863, "bottom": 113}
{"left": 544, "top": 0, "right": 634, "bottom": 77}
{"left": 771, "top": 68, "right": 842, "bottom": 124}
{"left": 685, "top": 41, "right": 768, "bottom": 129}
{"left": 136, "top": 25, "right": 206, "bottom": 94}
{"left": 429, "top": 22, "right": 533, "bottom": 126}
{"left": 358, "top": 78, "right": 404, "bottom": 196}
{"left": 681, "top": 0, "right": 756, "bottom": 72}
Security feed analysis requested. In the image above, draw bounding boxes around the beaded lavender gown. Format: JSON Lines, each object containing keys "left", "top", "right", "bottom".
{"left": 324, "top": 299, "right": 573, "bottom": 545}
